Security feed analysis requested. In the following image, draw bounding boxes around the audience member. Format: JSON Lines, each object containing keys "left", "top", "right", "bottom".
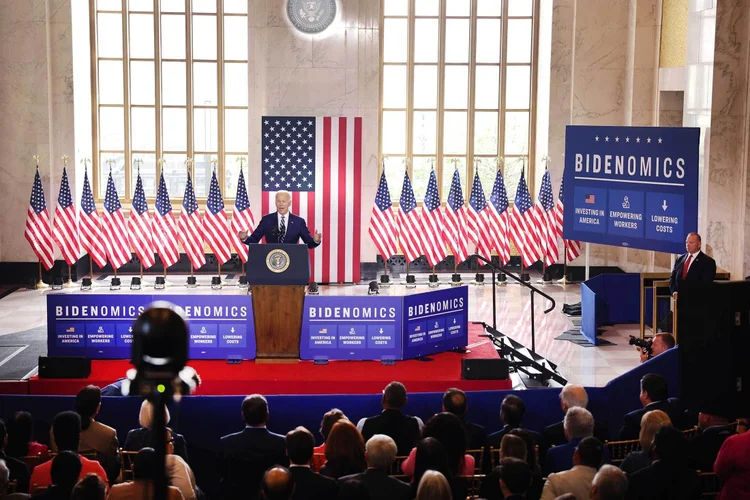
{"left": 315, "top": 409, "right": 348, "bottom": 455}
{"left": 442, "top": 388, "right": 487, "bottom": 450}
{"left": 713, "top": 423, "right": 750, "bottom": 500}
{"left": 620, "top": 410, "right": 671, "bottom": 475}
{"left": 107, "top": 448, "right": 184, "bottom": 500}
{"left": 284, "top": 426, "right": 337, "bottom": 500}
{"left": 540, "top": 436, "right": 603, "bottom": 500}
{"left": 401, "top": 412, "right": 473, "bottom": 478}
{"left": 101, "top": 366, "right": 201, "bottom": 397}
{"left": 32, "top": 451, "right": 81, "bottom": 500}
{"left": 358, "top": 382, "right": 423, "bottom": 456}
{"left": 124, "top": 400, "right": 189, "bottom": 462}
{"left": 638, "top": 333, "right": 675, "bottom": 363}
{"left": 70, "top": 474, "right": 106, "bottom": 500}
{"left": 689, "top": 410, "right": 735, "bottom": 472}
{"left": 50, "top": 386, "right": 119, "bottom": 484}
{"left": 509, "top": 428, "right": 544, "bottom": 497}
{"left": 737, "top": 418, "right": 749, "bottom": 434}
{"left": 409, "top": 438, "right": 460, "bottom": 500}
{"left": 542, "top": 385, "right": 608, "bottom": 447}
{"left": 544, "top": 407, "right": 595, "bottom": 475}
{"left": 0, "top": 420, "right": 30, "bottom": 494}
{"left": 500, "top": 435, "right": 527, "bottom": 462}
{"left": 29, "top": 412, "right": 107, "bottom": 491}
{"left": 0, "top": 459, "right": 29, "bottom": 500}
{"left": 415, "top": 470, "right": 452, "bottom": 500}
{"left": 261, "top": 467, "right": 294, "bottom": 500}
{"left": 487, "top": 395, "right": 543, "bottom": 451}
{"left": 480, "top": 433, "right": 541, "bottom": 500}
{"left": 618, "top": 374, "right": 682, "bottom": 440}
{"left": 338, "top": 434, "right": 410, "bottom": 500}
{"left": 626, "top": 426, "right": 700, "bottom": 500}
{"left": 497, "top": 457, "right": 532, "bottom": 500}
{"left": 590, "top": 465, "right": 628, "bottom": 500}
{"left": 5, "top": 412, "right": 48, "bottom": 462}
{"left": 319, "top": 420, "right": 366, "bottom": 479}
{"left": 154, "top": 429, "right": 196, "bottom": 500}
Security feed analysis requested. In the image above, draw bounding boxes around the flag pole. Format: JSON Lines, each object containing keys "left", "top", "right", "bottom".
{"left": 60, "top": 155, "right": 76, "bottom": 288}
{"left": 37, "top": 261, "right": 49, "bottom": 289}
{"left": 559, "top": 241, "right": 569, "bottom": 285}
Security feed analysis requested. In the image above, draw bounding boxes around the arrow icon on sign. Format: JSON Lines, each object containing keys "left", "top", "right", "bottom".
{"left": 662, "top": 200, "right": 668, "bottom": 211}
{"left": 231, "top": 327, "right": 235, "bottom": 333}
{"left": 128, "top": 327, "right": 132, "bottom": 332}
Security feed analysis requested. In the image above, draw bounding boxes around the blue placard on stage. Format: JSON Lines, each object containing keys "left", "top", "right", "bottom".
{"left": 402, "top": 286, "right": 469, "bottom": 359}
{"left": 564, "top": 126, "right": 700, "bottom": 254}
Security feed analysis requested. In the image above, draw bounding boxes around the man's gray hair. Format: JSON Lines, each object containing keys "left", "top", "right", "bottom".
{"left": 560, "top": 384, "right": 589, "bottom": 410}
{"left": 592, "top": 464, "right": 628, "bottom": 500}
{"left": 563, "top": 406, "right": 594, "bottom": 439}
{"left": 366, "top": 434, "right": 398, "bottom": 470}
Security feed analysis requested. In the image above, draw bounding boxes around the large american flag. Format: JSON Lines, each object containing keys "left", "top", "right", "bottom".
{"left": 102, "top": 171, "right": 131, "bottom": 269}
{"left": 52, "top": 167, "right": 80, "bottom": 265}
{"left": 555, "top": 174, "right": 581, "bottom": 261}
{"left": 128, "top": 172, "right": 155, "bottom": 268}
{"left": 152, "top": 172, "right": 180, "bottom": 268}
{"left": 468, "top": 172, "right": 494, "bottom": 264}
{"left": 79, "top": 170, "right": 107, "bottom": 268}
{"left": 510, "top": 173, "right": 542, "bottom": 268}
{"left": 204, "top": 169, "right": 233, "bottom": 265}
{"left": 419, "top": 169, "right": 446, "bottom": 267}
{"left": 178, "top": 172, "right": 206, "bottom": 269}
{"left": 444, "top": 169, "right": 469, "bottom": 264}
{"left": 398, "top": 170, "right": 422, "bottom": 263}
{"left": 533, "top": 170, "right": 558, "bottom": 266}
{"left": 369, "top": 170, "right": 398, "bottom": 260}
{"left": 261, "top": 116, "right": 362, "bottom": 283}
{"left": 488, "top": 168, "right": 511, "bottom": 265}
{"left": 25, "top": 169, "right": 54, "bottom": 270}
{"left": 231, "top": 168, "right": 256, "bottom": 264}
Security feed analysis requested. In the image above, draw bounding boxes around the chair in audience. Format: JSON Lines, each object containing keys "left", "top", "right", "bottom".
{"left": 466, "top": 448, "right": 484, "bottom": 474}
{"left": 389, "top": 455, "right": 408, "bottom": 478}
{"left": 311, "top": 452, "right": 325, "bottom": 472}
{"left": 118, "top": 449, "right": 138, "bottom": 482}
{"left": 219, "top": 450, "right": 281, "bottom": 500}
{"left": 605, "top": 438, "right": 641, "bottom": 465}
{"left": 699, "top": 472, "right": 722, "bottom": 499}
{"left": 683, "top": 426, "right": 701, "bottom": 440}
{"left": 19, "top": 452, "right": 45, "bottom": 471}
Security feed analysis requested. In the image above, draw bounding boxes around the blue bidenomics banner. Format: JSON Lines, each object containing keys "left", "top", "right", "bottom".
{"left": 564, "top": 126, "right": 700, "bottom": 254}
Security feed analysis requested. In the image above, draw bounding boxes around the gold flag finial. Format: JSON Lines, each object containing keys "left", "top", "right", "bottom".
{"left": 403, "top": 157, "right": 411, "bottom": 169}
{"left": 210, "top": 157, "right": 218, "bottom": 170}
{"left": 236, "top": 156, "right": 247, "bottom": 169}
{"left": 32, "top": 154, "right": 41, "bottom": 168}
{"left": 133, "top": 158, "right": 143, "bottom": 173}
{"left": 496, "top": 156, "right": 505, "bottom": 170}
{"left": 542, "top": 155, "right": 551, "bottom": 169}
{"left": 185, "top": 157, "right": 193, "bottom": 174}
{"left": 61, "top": 155, "right": 70, "bottom": 167}
{"left": 381, "top": 155, "right": 387, "bottom": 170}
{"left": 105, "top": 158, "right": 115, "bottom": 170}
{"left": 450, "top": 158, "right": 459, "bottom": 169}
{"left": 157, "top": 157, "right": 164, "bottom": 167}
{"left": 80, "top": 157, "right": 91, "bottom": 172}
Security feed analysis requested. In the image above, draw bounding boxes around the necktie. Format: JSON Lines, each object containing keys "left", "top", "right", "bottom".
{"left": 681, "top": 254, "right": 692, "bottom": 279}
{"left": 280, "top": 215, "right": 286, "bottom": 236}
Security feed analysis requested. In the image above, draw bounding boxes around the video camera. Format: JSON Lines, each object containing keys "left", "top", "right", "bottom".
{"left": 628, "top": 335, "right": 653, "bottom": 356}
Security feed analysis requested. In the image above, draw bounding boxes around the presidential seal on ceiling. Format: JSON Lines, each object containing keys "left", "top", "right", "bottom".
{"left": 266, "top": 248, "right": 291, "bottom": 273}
{"left": 287, "top": 0, "right": 337, "bottom": 34}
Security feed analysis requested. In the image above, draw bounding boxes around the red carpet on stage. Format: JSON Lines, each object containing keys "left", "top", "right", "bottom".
{"left": 27, "top": 324, "right": 511, "bottom": 396}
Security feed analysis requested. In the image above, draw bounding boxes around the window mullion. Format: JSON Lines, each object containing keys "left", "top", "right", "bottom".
{"left": 217, "top": 0, "right": 225, "bottom": 193}
{"left": 89, "top": 0, "right": 101, "bottom": 200}
{"left": 528, "top": 0, "right": 541, "bottom": 191}
{"left": 406, "top": 0, "right": 415, "bottom": 178}
{"left": 436, "top": 0, "right": 446, "bottom": 198}
{"left": 186, "top": 0, "right": 194, "bottom": 178}
{"left": 466, "top": 0, "right": 478, "bottom": 195}
{"left": 123, "top": 0, "right": 132, "bottom": 200}
{"left": 154, "top": 0, "right": 162, "bottom": 178}
{"left": 499, "top": 0, "right": 509, "bottom": 182}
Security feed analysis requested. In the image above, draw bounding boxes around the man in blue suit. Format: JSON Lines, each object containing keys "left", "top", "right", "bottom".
{"left": 238, "top": 191, "right": 322, "bottom": 248}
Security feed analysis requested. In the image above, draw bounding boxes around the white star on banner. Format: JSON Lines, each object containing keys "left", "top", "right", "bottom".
{"left": 658, "top": 137, "right": 663, "bottom": 144}
{"left": 595, "top": 136, "right": 600, "bottom": 142}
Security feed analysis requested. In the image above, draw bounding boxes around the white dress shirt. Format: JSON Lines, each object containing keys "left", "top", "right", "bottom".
{"left": 684, "top": 250, "right": 700, "bottom": 274}
{"left": 278, "top": 212, "right": 289, "bottom": 233}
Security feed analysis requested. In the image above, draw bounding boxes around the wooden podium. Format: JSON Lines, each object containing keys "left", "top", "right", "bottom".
{"left": 247, "top": 244, "right": 310, "bottom": 362}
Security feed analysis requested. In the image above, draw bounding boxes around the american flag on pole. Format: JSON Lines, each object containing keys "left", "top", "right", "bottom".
{"left": 510, "top": 172, "right": 543, "bottom": 268}
{"left": 444, "top": 169, "right": 470, "bottom": 264}
{"left": 468, "top": 171, "right": 493, "bottom": 264}
{"left": 152, "top": 172, "right": 180, "bottom": 268}
{"left": 178, "top": 172, "right": 206, "bottom": 269}
{"left": 231, "top": 168, "right": 256, "bottom": 264}
{"left": 25, "top": 169, "right": 54, "bottom": 270}
{"left": 79, "top": 169, "right": 107, "bottom": 268}
{"left": 369, "top": 170, "right": 398, "bottom": 260}
{"left": 488, "top": 168, "right": 511, "bottom": 265}
{"left": 203, "top": 169, "right": 233, "bottom": 265}
{"left": 398, "top": 170, "right": 422, "bottom": 263}
{"left": 102, "top": 171, "right": 131, "bottom": 269}
{"left": 533, "top": 170, "right": 559, "bottom": 266}
{"left": 128, "top": 171, "right": 156, "bottom": 269}
{"left": 419, "top": 169, "right": 446, "bottom": 267}
{"left": 261, "top": 116, "right": 362, "bottom": 283}
{"left": 52, "top": 166, "right": 80, "bottom": 265}
{"left": 555, "top": 175, "right": 581, "bottom": 261}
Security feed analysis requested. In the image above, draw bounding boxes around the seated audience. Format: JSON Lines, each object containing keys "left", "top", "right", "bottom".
{"left": 638, "top": 333, "right": 675, "bottom": 363}
{"left": 30, "top": 412, "right": 107, "bottom": 491}
{"left": 626, "top": 426, "right": 700, "bottom": 500}
{"left": 261, "top": 467, "right": 294, "bottom": 500}
{"left": 338, "top": 434, "right": 410, "bottom": 500}
{"left": 487, "top": 395, "right": 543, "bottom": 451}
{"left": 409, "top": 438, "right": 466, "bottom": 500}
{"left": 156, "top": 430, "right": 196, "bottom": 500}
{"left": 480, "top": 434, "right": 542, "bottom": 500}
{"left": 737, "top": 418, "right": 749, "bottom": 434}
{"left": 284, "top": 426, "right": 337, "bottom": 500}
{"left": 509, "top": 429, "right": 544, "bottom": 500}
{"left": 124, "top": 400, "right": 188, "bottom": 463}
{"left": 620, "top": 410, "right": 671, "bottom": 475}
{"left": 70, "top": 474, "right": 106, "bottom": 500}
{"left": 442, "top": 388, "right": 487, "bottom": 450}
{"left": 5, "top": 412, "right": 48, "bottom": 463}
{"left": 714, "top": 423, "right": 750, "bottom": 500}
{"left": 0, "top": 459, "right": 29, "bottom": 500}
{"left": 32, "top": 451, "right": 81, "bottom": 500}
{"left": 415, "top": 470, "right": 452, "bottom": 500}
{"left": 51, "top": 386, "right": 119, "bottom": 484}
{"left": 107, "top": 448, "right": 183, "bottom": 500}
{"left": 0, "top": 420, "right": 30, "bottom": 494}
{"left": 543, "top": 385, "right": 608, "bottom": 447}
{"left": 101, "top": 366, "right": 201, "bottom": 397}
{"left": 590, "top": 465, "right": 628, "bottom": 500}
{"left": 689, "top": 410, "right": 735, "bottom": 472}
{"left": 319, "top": 421, "right": 366, "bottom": 479}
{"left": 540, "top": 436, "right": 603, "bottom": 500}
{"left": 618, "top": 374, "right": 683, "bottom": 440}
{"left": 497, "top": 457, "right": 532, "bottom": 500}
{"left": 401, "top": 412, "right": 473, "bottom": 478}
{"left": 358, "top": 382, "right": 423, "bottom": 456}
{"left": 544, "top": 407, "right": 595, "bottom": 476}
{"left": 315, "top": 409, "right": 348, "bottom": 455}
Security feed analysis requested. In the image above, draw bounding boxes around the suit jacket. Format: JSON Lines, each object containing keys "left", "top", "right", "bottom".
{"left": 669, "top": 250, "right": 716, "bottom": 294}
{"left": 542, "top": 419, "right": 609, "bottom": 448}
{"left": 620, "top": 449, "right": 653, "bottom": 475}
{"left": 243, "top": 212, "right": 320, "bottom": 248}
{"left": 338, "top": 468, "right": 410, "bottom": 500}
{"left": 543, "top": 438, "right": 582, "bottom": 476}
{"left": 540, "top": 465, "right": 597, "bottom": 500}
{"left": 463, "top": 420, "right": 488, "bottom": 451}
{"left": 219, "top": 427, "right": 288, "bottom": 499}
{"left": 618, "top": 399, "right": 684, "bottom": 440}
{"left": 124, "top": 427, "right": 189, "bottom": 463}
{"left": 689, "top": 425, "right": 735, "bottom": 472}
{"left": 626, "top": 460, "right": 700, "bottom": 500}
{"left": 107, "top": 481, "right": 184, "bottom": 500}
{"left": 0, "top": 452, "right": 29, "bottom": 494}
{"left": 289, "top": 465, "right": 338, "bottom": 500}
{"left": 360, "top": 410, "right": 421, "bottom": 457}
{"left": 487, "top": 425, "right": 543, "bottom": 450}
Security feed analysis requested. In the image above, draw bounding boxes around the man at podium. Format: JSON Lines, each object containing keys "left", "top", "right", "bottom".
{"left": 238, "top": 191, "right": 322, "bottom": 248}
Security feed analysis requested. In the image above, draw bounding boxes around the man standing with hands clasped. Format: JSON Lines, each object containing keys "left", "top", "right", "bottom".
{"left": 238, "top": 191, "right": 322, "bottom": 248}
{"left": 669, "top": 232, "right": 716, "bottom": 295}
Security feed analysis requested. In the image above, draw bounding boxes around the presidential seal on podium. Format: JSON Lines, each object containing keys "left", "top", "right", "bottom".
{"left": 266, "top": 249, "right": 291, "bottom": 273}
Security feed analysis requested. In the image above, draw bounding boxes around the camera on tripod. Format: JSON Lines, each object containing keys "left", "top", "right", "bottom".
{"left": 628, "top": 335, "right": 653, "bottom": 356}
